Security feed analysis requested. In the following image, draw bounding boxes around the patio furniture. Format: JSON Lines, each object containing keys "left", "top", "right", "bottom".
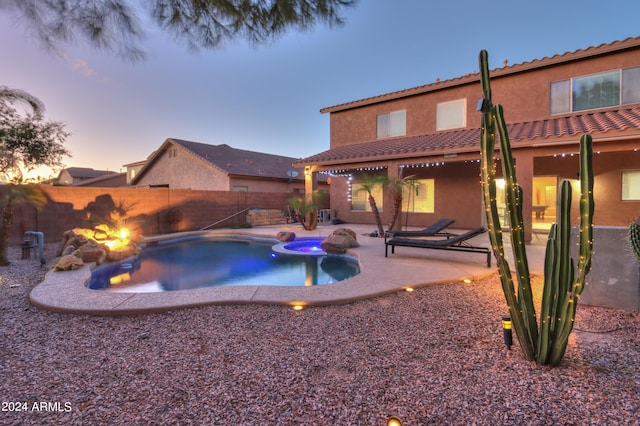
{"left": 384, "top": 218, "right": 455, "bottom": 238}
{"left": 384, "top": 226, "right": 492, "bottom": 267}
{"left": 532, "top": 205, "right": 548, "bottom": 219}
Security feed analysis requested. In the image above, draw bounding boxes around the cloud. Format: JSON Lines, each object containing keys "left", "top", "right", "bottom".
{"left": 71, "top": 58, "right": 108, "bottom": 82}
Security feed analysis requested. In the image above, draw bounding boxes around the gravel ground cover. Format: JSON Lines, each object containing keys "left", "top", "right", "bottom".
{"left": 1, "top": 245, "right": 639, "bottom": 425}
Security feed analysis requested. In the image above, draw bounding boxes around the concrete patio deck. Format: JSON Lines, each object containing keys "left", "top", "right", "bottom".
{"left": 30, "top": 223, "right": 546, "bottom": 315}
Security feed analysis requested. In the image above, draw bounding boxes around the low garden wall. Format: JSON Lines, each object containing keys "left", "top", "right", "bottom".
{"left": 6, "top": 185, "right": 291, "bottom": 244}
{"left": 579, "top": 226, "right": 640, "bottom": 311}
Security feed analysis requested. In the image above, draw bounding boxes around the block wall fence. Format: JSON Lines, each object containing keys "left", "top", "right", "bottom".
{"left": 5, "top": 186, "right": 292, "bottom": 244}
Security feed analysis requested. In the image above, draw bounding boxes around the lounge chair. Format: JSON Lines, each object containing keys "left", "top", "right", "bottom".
{"left": 384, "top": 227, "right": 492, "bottom": 267}
{"left": 385, "top": 218, "right": 455, "bottom": 238}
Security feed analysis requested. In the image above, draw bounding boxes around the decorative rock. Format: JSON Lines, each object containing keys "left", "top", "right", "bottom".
{"left": 321, "top": 230, "right": 359, "bottom": 255}
{"left": 73, "top": 241, "right": 106, "bottom": 263}
{"left": 61, "top": 245, "right": 76, "bottom": 256}
{"left": 53, "top": 254, "right": 85, "bottom": 271}
{"left": 276, "top": 231, "right": 296, "bottom": 242}
{"left": 331, "top": 228, "right": 358, "bottom": 242}
{"left": 105, "top": 244, "right": 140, "bottom": 262}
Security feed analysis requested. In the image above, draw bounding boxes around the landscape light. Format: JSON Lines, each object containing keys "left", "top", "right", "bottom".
{"left": 502, "top": 315, "right": 513, "bottom": 350}
{"left": 387, "top": 415, "right": 403, "bottom": 426}
{"left": 291, "top": 302, "right": 307, "bottom": 311}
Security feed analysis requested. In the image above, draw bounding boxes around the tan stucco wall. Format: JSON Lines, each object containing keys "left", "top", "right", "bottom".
{"left": 328, "top": 48, "right": 640, "bottom": 148}
{"left": 135, "top": 149, "right": 230, "bottom": 190}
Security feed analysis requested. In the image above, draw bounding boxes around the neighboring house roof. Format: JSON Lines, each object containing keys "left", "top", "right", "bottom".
{"left": 74, "top": 172, "right": 127, "bottom": 187}
{"left": 321, "top": 36, "right": 640, "bottom": 114}
{"left": 60, "top": 167, "right": 116, "bottom": 181}
{"left": 132, "top": 138, "right": 326, "bottom": 184}
{"left": 122, "top": 159, "right": 146, "bottom": 168}
{"left": 297, "top": 106, "right": 640, "bottom": 166}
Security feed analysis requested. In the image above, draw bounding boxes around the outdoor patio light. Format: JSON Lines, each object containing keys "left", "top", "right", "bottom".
{"left": 404, "top": 287, "right": 414, "bottom": 292}
{"left": 502, "top": 315, "right": 513, "bottom": 350}
{"left": 387, "top": 415, "right": 403, "bottom": 426}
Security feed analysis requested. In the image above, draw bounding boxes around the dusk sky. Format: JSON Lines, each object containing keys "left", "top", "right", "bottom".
{"left": 1, "top": 0, "right": 638, "bottom": 179}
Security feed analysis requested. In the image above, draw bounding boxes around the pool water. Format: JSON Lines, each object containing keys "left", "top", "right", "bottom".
{"left": 88, "top": 236, "right": 360, "bottom": 293}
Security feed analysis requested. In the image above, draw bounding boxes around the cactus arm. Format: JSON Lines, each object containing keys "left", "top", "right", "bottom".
{"left": 548, "top": 134, "right": 594, "bottom": 365}
{"left": 495, "top": 103, "right": 539, "bottom": 353}
{"left": 479, "top": 50, "right": 537, "bottom": 360}
{"left": 537, "top": 226, "right": 557, "bottom": 364}
{"left": 553, "top": 180, "right": 574, "bottom": 315}
{"left": 576, "top": 134, "right": 594, "bottom": 284}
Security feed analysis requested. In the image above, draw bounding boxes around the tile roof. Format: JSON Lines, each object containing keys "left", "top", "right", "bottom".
{"left": 297, "top": 106, "right": 640, "bottom": 166}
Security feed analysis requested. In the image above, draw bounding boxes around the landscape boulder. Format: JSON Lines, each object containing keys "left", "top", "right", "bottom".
{"left": 276, "top": 231, "right": 296, "bottom": 242}
{"left": 73, "top": 240, "right": 107, "bottom": 263}
{"left": 321, "top": 228, "right": 359, "bottom": 254}
{"left": 53, "top": 254, "right": 85, "bottom": 271}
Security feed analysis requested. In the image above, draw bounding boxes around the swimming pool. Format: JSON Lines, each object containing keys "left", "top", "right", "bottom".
{"left": 88, "top": 235, "right": 360, "bottom": 292}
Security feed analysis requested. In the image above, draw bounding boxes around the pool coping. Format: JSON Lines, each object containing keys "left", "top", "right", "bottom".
{"left": 30, "top": 226, "right": 545, "bottom": 315}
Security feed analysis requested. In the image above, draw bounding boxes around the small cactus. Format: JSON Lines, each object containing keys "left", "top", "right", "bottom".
{"left": 630, "top": 216, "right": 640, "bottom": 260}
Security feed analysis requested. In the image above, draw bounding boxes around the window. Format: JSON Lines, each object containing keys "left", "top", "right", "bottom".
{"left": 351, "top": 183, "right": 384, "bottom": 211}
{"left": 550, "top": 66, "right": 640, "bottom": 114}
{"left": 622, "top": 170, "right": 640, "bottom": 201}
{"left": 436, "top": 99, "right": 466, "bottom": 130}
{"left": 573, "top": 70, "right": 620, "bottom": 111}
{"left": 232, "top": 185, "right": 248, "bottom": 191}
{"left": 622, "top": 67, "right": 640, "bottom": 104}
{"left": 402, "top": 179, "right": 434, "bottom": 213}
{"left": 550, "top": 80, "right": 571, "bottom": 115}
{"left": 377, "top": 110, "right": 406, "bottom": 138}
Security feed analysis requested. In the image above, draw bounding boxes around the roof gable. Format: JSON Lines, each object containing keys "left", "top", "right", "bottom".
{"left": 131, "top": 138, "right": 317, "bottom": 185}
{"left": 171, "top": 139, "right": 303, "bottom": 179}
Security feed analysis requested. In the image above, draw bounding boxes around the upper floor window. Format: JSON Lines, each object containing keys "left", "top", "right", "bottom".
{"left": 377, "top": 110, "right": 406, "bottom": 138}
{"left": 436, "top": 99, "right": 466, "bottom": 130}
{"left": 551, "top": 66, "right": 640, "bottom": 114}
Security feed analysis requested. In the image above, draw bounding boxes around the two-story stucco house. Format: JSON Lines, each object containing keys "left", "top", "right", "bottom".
{"left": 295, "top": 37, "right": 640, "bottom": 232}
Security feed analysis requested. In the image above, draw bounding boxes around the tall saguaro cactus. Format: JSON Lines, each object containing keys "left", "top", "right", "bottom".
{"left": 478, "top": 50, "right": 594, "bottom": 365}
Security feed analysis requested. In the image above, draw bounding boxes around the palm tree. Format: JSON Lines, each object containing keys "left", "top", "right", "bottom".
{"left": 355, "top": 173, "right": 386, "bottom": 237}
{"left": 288, "top": 190, "right": 327, "bottom": 231}
{"left": 386, "top": 175, "right": 415, "bottom": 231}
